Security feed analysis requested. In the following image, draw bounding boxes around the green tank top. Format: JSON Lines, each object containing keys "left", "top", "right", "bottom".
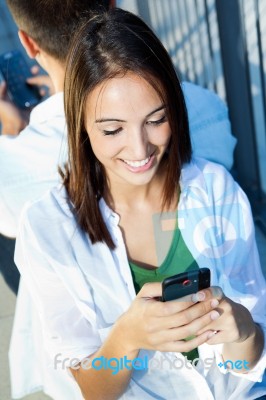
{"left": 129, "top": 224, "right": 199, "bottom": 362}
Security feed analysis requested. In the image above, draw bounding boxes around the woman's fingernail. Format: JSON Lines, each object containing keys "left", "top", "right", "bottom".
{"left": 197, "top": 291, "right": 205, "bottom": 301}
{"left": 192, "top": 291, "right": 205, "bottom": 302}
{"left": 207, "top": 331, "right": 217, "bottom": 339}
{"left": 211, "top": 299, "right": 219, "bottom": 308}
{"left": 210, "top": 310, "right": 220, "bottom": 320}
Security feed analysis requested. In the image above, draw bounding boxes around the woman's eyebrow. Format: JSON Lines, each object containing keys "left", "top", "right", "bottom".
{"left": 95, "top": 105, "right": 166, "bottom": 123}
{"left": 95, "top": 118, "right": 126, "bottom": 123}
{"left": 146, "top": 104, "right": 165, "bottom": 117}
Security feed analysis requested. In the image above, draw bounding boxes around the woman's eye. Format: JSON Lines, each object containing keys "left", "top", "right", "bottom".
{"left": 103, "top": 128, "right": 122, "bottom": 136}
{"left": 147, "top": 115, "right": 167, "bottom": 125}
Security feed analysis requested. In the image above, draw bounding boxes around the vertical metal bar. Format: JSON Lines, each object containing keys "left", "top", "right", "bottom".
{"left": 255, "top": 0, "right": 266, "bottom": 142}
{"left": 183, "top": 0, "right": 199, "bottom": 84}
{"left": 152, "top": 0, "right": 163, "bottom": 41}
{"left": 174, "top": 1, "right": 190, "bottom": 80}
{"left": 160, "top": 0, "right": 171, "bottom": 54}
{"left": 203, "top": 0, "right": 217, "bottom": 91}
{"left": 193, "top": 0, "right": 208, "bottom": 86}
{"left": 151, "top": 0, "right": 160, "bottom": 32}
{"left": 136, "top": 0, "right": 152, "bottom": 27}
{"left": 167, "top": 0, "right": 184, "bottom": 78}
{"left": 159, "top": 0, "right": 176, "bottom": 71}
{"left": 216, "top": 0, "right": 261, "bottom": 193}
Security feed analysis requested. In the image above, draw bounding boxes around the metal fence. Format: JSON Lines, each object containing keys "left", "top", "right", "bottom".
{"left": 136, "top": 0, "right": 226, "bottom": 98}
{"left": 241, "top": 0, "right": 266, "bottom": 202}
{"left": 118, "top": 0, "right": 266, "bottom": 229}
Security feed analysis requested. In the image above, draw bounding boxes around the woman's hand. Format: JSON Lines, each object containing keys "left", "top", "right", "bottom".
{"left": 196, "top": 287, "right": 264, "bottom": 371}
{"left": 196, "top": 287, "right": 256, "bottom": 344}
{"left": 115, "top": 282, "right": 220, "bottom": 355}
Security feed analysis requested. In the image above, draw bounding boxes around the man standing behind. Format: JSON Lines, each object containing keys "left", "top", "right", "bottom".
{"left": 0, "top": 0, "right": 110, "bottom": 293}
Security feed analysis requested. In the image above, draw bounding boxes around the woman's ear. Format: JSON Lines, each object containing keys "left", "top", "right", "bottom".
{"left": 18, "top": 30, "right": 41, "bottom": 59}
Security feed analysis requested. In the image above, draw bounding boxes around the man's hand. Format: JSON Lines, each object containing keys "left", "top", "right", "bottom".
{"left": 27, "top": 65, "right": 55, "bottom": 97}
{"left": 0, "top": 82, "right": 27, "bottom": 135}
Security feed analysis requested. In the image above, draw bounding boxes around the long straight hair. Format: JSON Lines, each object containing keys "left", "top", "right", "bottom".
{"left": 62, "top": 8, "right": 192, "bottom": 249}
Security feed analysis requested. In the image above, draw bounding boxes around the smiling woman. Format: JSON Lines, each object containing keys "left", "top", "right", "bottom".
{"left": 12, "top": 7, "right": 266, "bottom": 400}
{"left": 85, "top": 73, "right": 171, "bottom": 186}
{"left": 63, "top": 8, "right": 191, "bottom": 250}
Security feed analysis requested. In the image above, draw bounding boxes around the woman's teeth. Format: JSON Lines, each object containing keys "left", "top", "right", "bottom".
{"left": 123, "top": 156, "right": 150, "bottom": 167}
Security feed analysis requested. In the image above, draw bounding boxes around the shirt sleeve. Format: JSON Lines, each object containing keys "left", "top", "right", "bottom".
{"left": 218, "top": 183, "right": 266, "bottom": 382}
{"left": 0, "top": 131, "right": 58, "bottom": 237}
{"left": 210, "top": 171, "right": 266, "bottom": 382}
{"left": 182, "top": 161, "right": 266, "bottom": 383}
{"left": 0, "top": 100, "right": 66, "bottom": 237}
{"left": 182, "top": 82, "right": 237, "bottom": 170}
{"left": 14, "top": 203, "right": 102, "bottom": 367}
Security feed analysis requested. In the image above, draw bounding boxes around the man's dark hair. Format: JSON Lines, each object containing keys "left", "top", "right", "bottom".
{"left": 62, "top": 8, "right": 192, "bottom": 249}
{"left": 6, "top": 0, "right": 110, "bottom": 63}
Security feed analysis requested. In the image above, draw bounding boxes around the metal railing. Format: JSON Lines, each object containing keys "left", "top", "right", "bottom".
{"left": 117, "top": 0, "right": 266, "bottom": 228}
{"left": 136, "top": 0, "right": 226, "bottom": 98}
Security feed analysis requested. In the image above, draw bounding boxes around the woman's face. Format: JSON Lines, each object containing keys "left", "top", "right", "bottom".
{"left": 85, "top": 72, "right": 172, "bottom": 188}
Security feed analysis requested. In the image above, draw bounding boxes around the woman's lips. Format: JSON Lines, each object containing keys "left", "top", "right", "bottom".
{"left": 120, "top": 153, "right": 155, "bottom": 172}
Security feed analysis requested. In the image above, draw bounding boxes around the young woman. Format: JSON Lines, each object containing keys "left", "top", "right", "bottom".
{"left": 12, "top": 8, "right": 265, "bottom": 400}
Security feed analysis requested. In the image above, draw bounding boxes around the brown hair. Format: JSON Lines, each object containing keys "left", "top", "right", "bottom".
{"left": 62, "top": 8, "right": 192, "bottom": 249}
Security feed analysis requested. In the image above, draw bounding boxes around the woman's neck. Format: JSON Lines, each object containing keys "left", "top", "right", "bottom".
{"left": 105, "top": 164, "right": 178, "bottom": 214}
{"left": 108, "top": 179, "right": 162, "bottom": 212}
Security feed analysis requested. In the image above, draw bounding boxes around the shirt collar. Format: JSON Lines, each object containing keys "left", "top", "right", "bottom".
{"left": 29, "top": 92, "right": 64, "bottom": 124}
{"left": 99, "top": 197, "right": 120, "bottom": 225}
{"left": 98, "top": 158, "right": 207, "bottom": 225}
{"left": 180, "top": 158, "right": 207, "bottom": 195}
{"left": 55, "top": 158, "right": 207, "bottom": 223}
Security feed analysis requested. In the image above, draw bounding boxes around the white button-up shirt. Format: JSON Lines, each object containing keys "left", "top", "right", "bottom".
{"left": 0, "top": 92, "right": 67, "bottom": 237}
{"left": 10, "top": 158, "right": 265, "bottom": 400}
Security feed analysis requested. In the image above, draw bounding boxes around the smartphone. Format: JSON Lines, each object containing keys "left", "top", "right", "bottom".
{"left": 161, "top": 268, "right": 210, "bottom": 301}
{"left": 0, "top": 50, "right": 41, "bottom": 109}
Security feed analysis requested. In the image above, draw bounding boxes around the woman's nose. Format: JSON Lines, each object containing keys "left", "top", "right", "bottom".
{"left": 127, "top": 127, "right": 149, "bottom": 160}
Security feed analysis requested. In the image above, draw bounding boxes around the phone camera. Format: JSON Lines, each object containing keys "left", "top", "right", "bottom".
{"left": 182, "top": 279, "right": 192, "bottom": 287}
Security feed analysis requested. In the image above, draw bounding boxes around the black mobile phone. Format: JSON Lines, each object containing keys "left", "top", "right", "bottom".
{"left": 161, "top": 268, "right": 211, "bottom": 301}
{"left": 0, "top": 50, "right": 41, "bottom": 109}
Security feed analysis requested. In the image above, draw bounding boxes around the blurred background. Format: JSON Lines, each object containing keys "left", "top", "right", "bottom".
{"left": 0, "top": 0, "right": 265, "bottom": 399}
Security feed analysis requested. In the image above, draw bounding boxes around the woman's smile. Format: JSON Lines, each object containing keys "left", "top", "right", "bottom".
{"left": 119, "top": 152, "right": 156, "bottom": 172}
